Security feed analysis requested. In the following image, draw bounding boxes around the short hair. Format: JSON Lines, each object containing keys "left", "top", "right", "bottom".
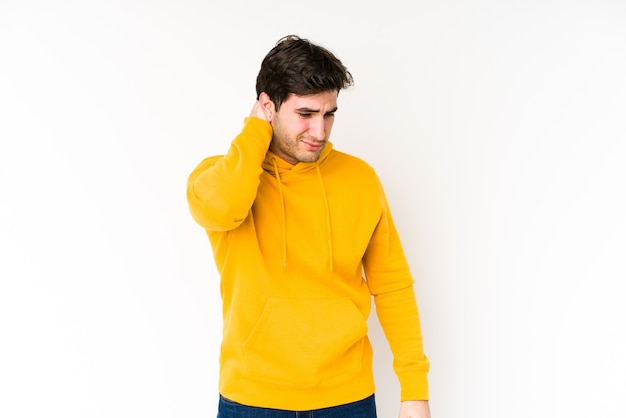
{"left": 256, "top": 35, "right": 354, "bottom": 110}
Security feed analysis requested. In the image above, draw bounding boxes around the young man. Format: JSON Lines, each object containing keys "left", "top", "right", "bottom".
{"left": 187, "top": 35, "right": 431, "bottom": 418}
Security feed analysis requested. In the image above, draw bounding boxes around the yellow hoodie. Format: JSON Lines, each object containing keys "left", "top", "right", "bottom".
{"left": 187, "top": 117, "right": 429, "bottom": 410}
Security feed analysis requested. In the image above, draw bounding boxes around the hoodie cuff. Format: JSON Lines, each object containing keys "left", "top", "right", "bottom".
{"left": 398, "top": 370, "right": 430, "bottom": 401}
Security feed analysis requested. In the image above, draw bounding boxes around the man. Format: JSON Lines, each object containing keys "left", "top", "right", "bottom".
{"left": 187, "top": 35, "right": 431, "bottom": 418}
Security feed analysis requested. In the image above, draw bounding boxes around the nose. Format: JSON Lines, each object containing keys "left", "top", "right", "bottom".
{"left": 308, "top": 116, "right": 326, "bottom": 141}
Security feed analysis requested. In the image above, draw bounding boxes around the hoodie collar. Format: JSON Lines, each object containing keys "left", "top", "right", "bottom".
{"left": 262, "top": 142, "right": 333, "bottom": 176}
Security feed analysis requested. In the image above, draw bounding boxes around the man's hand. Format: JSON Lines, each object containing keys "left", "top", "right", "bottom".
{"left": 250, "top": 93, "right": 274, "bottom": 122}
{"left": 399, "top": 400, "right": 431, "bottom": 418}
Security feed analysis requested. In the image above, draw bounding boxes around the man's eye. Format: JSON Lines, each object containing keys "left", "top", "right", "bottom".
{"left": 298, "top": 113, "right": 311, "bottom": 118}
{"left": 325, "top": 113, "right": 336, "bottom": 119}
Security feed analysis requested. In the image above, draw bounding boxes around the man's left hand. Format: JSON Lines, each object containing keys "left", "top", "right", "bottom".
{"left": 398, "top": 400, "right": 431, "bottom": 418}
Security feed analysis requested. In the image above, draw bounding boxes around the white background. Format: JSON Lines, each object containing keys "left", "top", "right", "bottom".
{"left": 1, "top": 1, "right": 625, "bottom": 417}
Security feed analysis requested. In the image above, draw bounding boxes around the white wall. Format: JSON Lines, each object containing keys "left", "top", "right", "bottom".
{"left": 1, "top": 1, "right": 625, "bottom": 417}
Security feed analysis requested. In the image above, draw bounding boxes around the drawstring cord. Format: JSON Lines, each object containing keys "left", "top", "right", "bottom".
{"left": 316, "top": 163, "right": 334, "bottom": 273}
{"left": 272, "top": 158, "right": 288, "bottom": 270}
{"left": 270, "top": 157, "right": 334, "bottom": 274}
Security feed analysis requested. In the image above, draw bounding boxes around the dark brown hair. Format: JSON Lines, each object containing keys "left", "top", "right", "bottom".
{"left": 256, "top": 35, "right": 353, "bottom": 110}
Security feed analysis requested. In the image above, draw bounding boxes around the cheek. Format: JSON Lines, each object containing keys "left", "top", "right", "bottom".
{"left": 291, "top": 120, "right": 311, "bottom": 136}
{"left": 299, "top": 119, "right": 312, "bottom": 131}
{"left": 325, "top": 119, "right": 335, "bottom": 133}
{"left": 277, "top": 115, "right": 302, "bottom": 131}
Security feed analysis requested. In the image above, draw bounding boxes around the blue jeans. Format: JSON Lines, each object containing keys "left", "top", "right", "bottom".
{"left": 217, "top": 394, "right": 377, "bottom": 418}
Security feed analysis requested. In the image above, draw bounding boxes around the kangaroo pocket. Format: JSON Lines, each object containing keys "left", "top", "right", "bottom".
{"left": 242, "top": 297, "right": 368, "bottom": 387}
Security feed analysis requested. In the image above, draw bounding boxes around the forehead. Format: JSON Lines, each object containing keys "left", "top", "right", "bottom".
{"left": 282, "top": 91, "right": 338, "bottom": 109}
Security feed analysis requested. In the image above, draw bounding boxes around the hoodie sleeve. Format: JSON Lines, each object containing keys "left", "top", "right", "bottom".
{"left": 363, "top": 174, "right": 430, "bottom": 401}
{"left": 187, "top": 117, "right": 272, "bottom": 231}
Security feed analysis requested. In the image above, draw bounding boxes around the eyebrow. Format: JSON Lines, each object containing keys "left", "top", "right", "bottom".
{"left": 295, "top": 106, "right": 338, "bottom": 115}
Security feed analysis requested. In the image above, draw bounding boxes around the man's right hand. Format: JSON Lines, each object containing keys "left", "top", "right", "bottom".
{"left": 250, "top": 100, "right": 267, "bottom": 120}
{"left": 250, "top": 93, "right": 274, "bottom": 122}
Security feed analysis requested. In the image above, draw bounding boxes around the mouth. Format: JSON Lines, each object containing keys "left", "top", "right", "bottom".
{"left": 302, "top": 141, "right": 325, "bottom": 151}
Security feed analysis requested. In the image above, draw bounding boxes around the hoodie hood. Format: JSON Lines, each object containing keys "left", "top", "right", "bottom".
{"left": 261, "top": 141, "right": 334, "bottom": 176}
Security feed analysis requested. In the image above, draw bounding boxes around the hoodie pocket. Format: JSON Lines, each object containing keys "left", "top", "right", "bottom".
{"left": 242, "top": 297, "right": 367, "bottom": 387}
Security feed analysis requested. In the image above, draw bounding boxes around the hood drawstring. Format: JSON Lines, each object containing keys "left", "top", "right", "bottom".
{"left": 271, "top": 157, "right": 288, "bottom": 270}
{"left": 316, "top": 163, "right": 334, "bottom": 273}
{"left": 269, "top": 154, "right": 334, "bottom": 274}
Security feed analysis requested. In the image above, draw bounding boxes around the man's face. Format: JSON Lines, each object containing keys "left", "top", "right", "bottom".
{"left": 269, "top": 91, "right": 338, "bottom": 164}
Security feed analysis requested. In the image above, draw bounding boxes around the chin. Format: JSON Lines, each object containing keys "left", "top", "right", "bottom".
{"left": 298, "top": 153, "right": 321, "bottom": 163}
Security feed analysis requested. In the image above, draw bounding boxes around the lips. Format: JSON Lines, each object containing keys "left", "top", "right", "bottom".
{"left": 302, "top": 141, "right": 324, "bottom": 151}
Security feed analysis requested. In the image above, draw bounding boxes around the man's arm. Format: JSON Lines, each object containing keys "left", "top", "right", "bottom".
{"left": 186, "top": 100, "right": 273, "bottom": 231}
{"left": 363, "top": 174, "right": 431, "bottom": 407}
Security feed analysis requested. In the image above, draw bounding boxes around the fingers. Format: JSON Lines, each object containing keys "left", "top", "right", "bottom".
{"left": 251, "top": 92, "right": 275, "bottom": 122}
{"left": 250, "top": 100, "right": 268, "bottom": 121}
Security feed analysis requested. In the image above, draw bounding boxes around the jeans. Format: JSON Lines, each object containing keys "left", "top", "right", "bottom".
{"left": 217, "top": 394, "right": 377, "bottom": 418}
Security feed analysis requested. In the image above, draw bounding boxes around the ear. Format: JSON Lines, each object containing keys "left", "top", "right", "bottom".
{"left": 258, "top": 92, "right": 276, "bottom": 122}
